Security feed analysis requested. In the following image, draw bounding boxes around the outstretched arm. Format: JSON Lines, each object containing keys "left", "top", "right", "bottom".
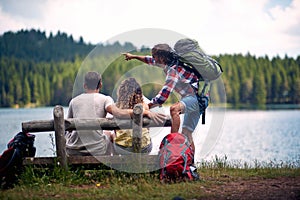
{"left": 122, "top": 53, "right": 147, "bottom": 63}
{"left": 106, "top": 104, "right": 132, "bottom": 118}
{"left": 106, "top": 104, "right": 167, "bottom": 125}
{"left": 122, "top": 53, "right": 157, "bottom": 66}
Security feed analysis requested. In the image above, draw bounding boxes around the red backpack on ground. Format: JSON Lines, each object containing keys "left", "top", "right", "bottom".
{"left": 158, "top": 133, "right": 199, "bottom": 182}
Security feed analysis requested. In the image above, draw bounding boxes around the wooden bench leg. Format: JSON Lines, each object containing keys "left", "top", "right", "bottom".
{"left": 132, "top": 104, "right": 143, "bottom": 153}
{"left": 53, "top": 105, "right": 68, "bottom": 170}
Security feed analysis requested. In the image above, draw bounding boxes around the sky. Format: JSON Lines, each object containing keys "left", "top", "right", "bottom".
{"left": 0, "top": 0, "right": 299, "bottom": 58}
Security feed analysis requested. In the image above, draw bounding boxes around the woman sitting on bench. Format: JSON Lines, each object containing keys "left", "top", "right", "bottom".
{"left": 113, "top": 77, "right": 153, "bottom": 154}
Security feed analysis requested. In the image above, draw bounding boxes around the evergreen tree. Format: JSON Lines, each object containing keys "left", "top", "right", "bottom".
{"left": 291, "top": 77, "right": 300, "bottom": 104}
{"left": 252, "top": 74, "right": 267, "bottom": 108}
{"left": 23, "top": 78, "right": 31, "bottom": 105}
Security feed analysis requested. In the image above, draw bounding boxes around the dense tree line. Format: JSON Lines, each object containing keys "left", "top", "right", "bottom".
{"left": 0, "top": 56, "right": 79, "bottom": 107}
{"left": 218, "top": 53, "right": 300, "bottom": 108}
{"left": 0, "top": 29, "right": 95, "bottom": 62}
{"left": 0, "top": 29, "right": 299, "bottom": 108}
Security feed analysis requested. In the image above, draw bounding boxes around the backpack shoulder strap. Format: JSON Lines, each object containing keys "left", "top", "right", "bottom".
{"left": 199, "top": 81, "right": 209, "bottom": 96}
{"left": 197, "top": 81, "right": 210, "bottom": 125}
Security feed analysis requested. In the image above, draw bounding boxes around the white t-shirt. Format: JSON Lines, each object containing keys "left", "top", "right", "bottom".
{"left": 65, "top": 93, "right": 114, "bottom": 156}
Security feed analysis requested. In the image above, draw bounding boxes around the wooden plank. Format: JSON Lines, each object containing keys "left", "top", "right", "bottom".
{"left": 64, "top": 118, "right": 132, "bottom": 131}
{"left": 22, "top": 120, "right": 54, "bottom": 132}
{"left": 68, "top": 155, "right": 158, "bottom": 165}
{"left": 23, "top": 155, "right": 159, "bottom": 166}
{"left": 22, "top": 118, "right": 172, "bottom": 133}
{"left": 23, "top": 157, "right": 56, "bottom": 165}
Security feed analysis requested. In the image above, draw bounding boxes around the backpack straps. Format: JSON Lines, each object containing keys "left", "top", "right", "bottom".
{"left": 173, "top": 60, "right": 209, "bottom": 125}
{"left": 197, "top": 81, "right": 209, "bottom": 124}
{"left": 200, "top": 81, "right": 209, "bottom": 96}
{"left": 201, "top": 82, "right": 207, "bottom": 125}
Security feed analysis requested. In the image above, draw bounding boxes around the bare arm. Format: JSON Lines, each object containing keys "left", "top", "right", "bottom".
{"left": 106, "top": 104, "right": 167, "bottom": 124}
{"left": 106, "top": 104, "right": 132, "bottom": 118}
{"left": 122, "top": 53, "right": 148, "bottom": 63}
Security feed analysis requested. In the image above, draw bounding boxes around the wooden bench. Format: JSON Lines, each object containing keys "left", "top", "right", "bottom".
{"left": 22, "top": 104, "right": 171, "bottom": 171}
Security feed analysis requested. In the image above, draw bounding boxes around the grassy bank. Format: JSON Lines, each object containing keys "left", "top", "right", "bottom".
{"left": 1, "top": 157, "right": 300, "bottom": 200}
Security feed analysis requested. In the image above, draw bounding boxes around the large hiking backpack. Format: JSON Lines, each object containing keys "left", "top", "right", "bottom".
{"left": 0, "top": 132, "right": 36, "bottom": 189}
{"left": 174, "top": 38, "right": 223, "bottom": 82}
{"left": 158, "top": 133, "right": 199, "bottom": 182}
{"left": 174, "top": 38, "right": 223, "bottom": 124}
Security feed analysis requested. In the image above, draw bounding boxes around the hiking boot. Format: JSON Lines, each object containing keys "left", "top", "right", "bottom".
{"left": 190, "top": 165, "right": 200, "bottom": 181}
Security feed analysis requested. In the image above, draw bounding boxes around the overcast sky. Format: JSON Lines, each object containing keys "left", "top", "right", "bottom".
{"left": 0, "top": 0, "right": 299, "bottom": 58}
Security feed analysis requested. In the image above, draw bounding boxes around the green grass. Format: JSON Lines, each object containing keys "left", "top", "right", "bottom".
{"left": 1, "top": 156, "right": 299, "bottom": 200}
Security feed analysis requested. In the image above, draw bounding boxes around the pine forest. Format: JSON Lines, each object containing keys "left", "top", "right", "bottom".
{"left": 0, "top": 29, "right": 299, "bottom": 108}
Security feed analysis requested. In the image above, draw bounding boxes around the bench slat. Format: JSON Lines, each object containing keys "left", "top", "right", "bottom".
{"left": 23, "top": 155, "right": 159, "bottom": 165}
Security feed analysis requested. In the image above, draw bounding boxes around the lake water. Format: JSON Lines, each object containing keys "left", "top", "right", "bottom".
{"left": 0, "top": 107, "right": 299, "bottom": 166}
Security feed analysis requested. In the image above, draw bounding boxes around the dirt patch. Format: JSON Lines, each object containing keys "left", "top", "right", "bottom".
{"left": 200, "top": 176, "right": 300, "bottom": 200}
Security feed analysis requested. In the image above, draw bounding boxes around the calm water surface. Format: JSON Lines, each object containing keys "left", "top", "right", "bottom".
{"left": 0, "top": 107, "right": 299, "bottom": 165}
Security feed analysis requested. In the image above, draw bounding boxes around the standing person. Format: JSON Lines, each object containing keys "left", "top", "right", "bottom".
{"left": 65, "top": 71, "right": 165, "bottom": 156}
{"left": 113, "top": 77, "right": 152, "bottom": 154}
{"left": 123, "top": 44, "right": 203, "bottom": 152}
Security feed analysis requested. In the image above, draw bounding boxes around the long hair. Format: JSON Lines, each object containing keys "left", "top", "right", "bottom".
{"left": 116, "top": 78, "right": 143, "bottom": 109}
{"left": 152, "top": 44, "right": 177, "bottom": 65}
